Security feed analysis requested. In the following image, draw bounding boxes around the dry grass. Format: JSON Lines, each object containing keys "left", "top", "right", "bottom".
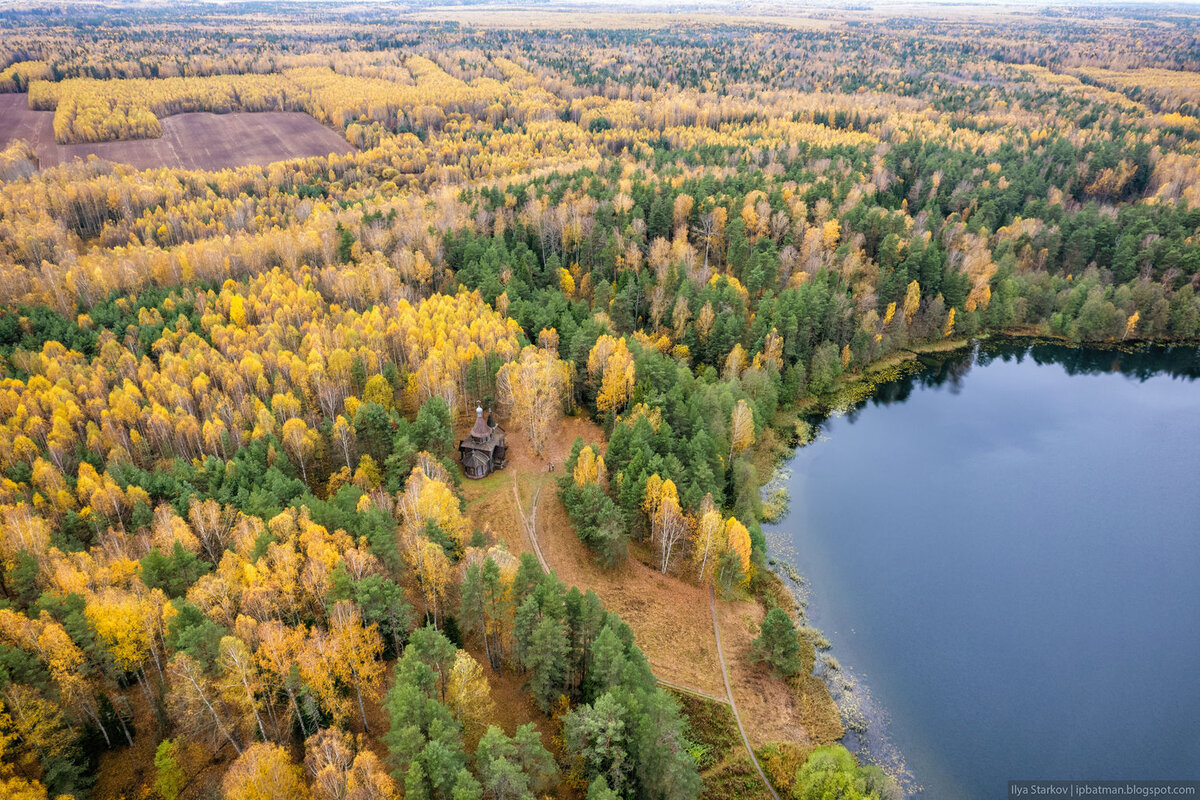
{"left": 715, "top": 599, "right": 843, "bottom": 749}
{"left": 755, "top": 741, "right": 814, "bottom": 796}
{"left": 460, "top": 412, "right": 728, "bottom": 699}
{"left": 752, "top": 573, "right": 843, "bottom": 745}
{"left": 672, "top": 691, "right": 740, "bottom": 770}
{"left": 538, "top": 490, "right": 727, "bottom": 698}
{"left": 671, "top": 691, "right": 780, "bottom": 800}
{"left": 460, "top": 413, "right": 598, "bottom": 551}
{"left": 462, "top": 410, "right": 843, "bottom": 761}
{"left": 462, "top": 468, "right": 528, "bottom": 554}
{"left": 700, "top": 751, "right": 776, "bottom": 800}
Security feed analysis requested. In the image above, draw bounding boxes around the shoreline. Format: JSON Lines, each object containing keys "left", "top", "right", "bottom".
{"left": 754, "top": 335, "right": 994, "bottom": 796}
{"left": 752, "top": 331, "right": 1200, "bottom": 795}
{"left": 764, "top": 546, "right": 920, "bottom": 796}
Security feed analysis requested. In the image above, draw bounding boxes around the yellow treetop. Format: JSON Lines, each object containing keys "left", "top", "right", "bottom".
{"left": 574, "top": 445, "right": 601, "bottom": 486}
{"left": 446, "top": 649, "right": 495, "bottom": 737}
{"left": 221, "top": 742, "right": 311, "bottom": 800}
{"left": 724, "top": 517, "right": 752, "bottom": 585}
{"left": 903, "top": 280, "right": 922, "bottom": 324}
{"left": 729, "top": 399, "right": 755, "bottom": 459}
{"left": 590, "top": 337, "right": 635, "bottom": 413}
{"left": 496, "top": 345, "right": 570, "bottom": 457}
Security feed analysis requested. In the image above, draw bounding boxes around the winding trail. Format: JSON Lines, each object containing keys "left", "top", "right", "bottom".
{"left": 711, "top": 587, "right": 781, "bottom": 800}
{"left": 513, "top": 475, "right": 726, "bottom": 705}
{"left": 512, "top": 471, "right": 777, "bottom": 795}
{"left": 511, "top": 478, "right": 548, "bottom": 573}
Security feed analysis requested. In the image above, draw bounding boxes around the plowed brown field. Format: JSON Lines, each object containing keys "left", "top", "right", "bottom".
{"left": 0, "top": 93, "right": 354, "bottom": 170}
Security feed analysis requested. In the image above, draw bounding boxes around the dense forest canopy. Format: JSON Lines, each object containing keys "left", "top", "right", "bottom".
{"left": 0, "top": 3, "right": 1198, "bottom": 800}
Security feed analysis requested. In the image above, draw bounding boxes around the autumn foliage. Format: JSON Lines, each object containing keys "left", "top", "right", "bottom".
{"left": 1, "top": 6, "right": 1199, "bottom": 799}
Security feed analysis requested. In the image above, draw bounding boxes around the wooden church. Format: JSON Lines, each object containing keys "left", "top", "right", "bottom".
{"left": 459, "top": 407, "right": 507, "bottom": 479}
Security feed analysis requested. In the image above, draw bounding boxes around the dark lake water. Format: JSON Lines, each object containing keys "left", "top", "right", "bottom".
{"left": 766, "top": 340, "right": 1200, "bottom": 799}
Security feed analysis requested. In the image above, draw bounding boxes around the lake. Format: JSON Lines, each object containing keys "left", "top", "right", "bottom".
{"left": 766, "top": 340, "right": 1200, "bottom": 799}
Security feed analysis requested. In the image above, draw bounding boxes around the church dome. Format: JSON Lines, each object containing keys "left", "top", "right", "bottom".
{"left": 469, "top": 406, "right": 491, "bottom": 439}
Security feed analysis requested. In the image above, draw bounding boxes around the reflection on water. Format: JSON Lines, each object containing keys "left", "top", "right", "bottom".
{"left": 846, "top": 339, "right": 1200, "bottom": 419}
{"left": 767, "top": 338, "right": 1200, "bottom": 800}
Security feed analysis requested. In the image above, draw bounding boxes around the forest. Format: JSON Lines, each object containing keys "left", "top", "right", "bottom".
{"left": 1, "top": 3, "right": 1199, "bottom": 800}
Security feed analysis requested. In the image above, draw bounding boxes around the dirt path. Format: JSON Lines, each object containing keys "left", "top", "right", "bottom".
{"left": 511, "top": 477, "right": 549, "bottom": 572}
{"left": 711, "top": 588, "right": 781, "bottom": 800}
{"left": 510, "top": 470, "right": 735, "bottom": 706}
{"left": 471, "top": 419, "right": 782, "bottom": 796}
{"left": 655, "top": 677, "right": 728, "bottom": 704}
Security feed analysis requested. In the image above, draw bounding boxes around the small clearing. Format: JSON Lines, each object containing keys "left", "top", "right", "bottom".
{"left": 461, "top": 413, "right": 727, "bottom": 700}
{"left": 714, "top": 598, "right": 842, "bottom": 749}
{"left": 459, "top": 411, "right": 838, "bottom": 797}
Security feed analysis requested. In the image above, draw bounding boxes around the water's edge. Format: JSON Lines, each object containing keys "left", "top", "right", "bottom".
{"left": 758, "top": 335, "right": 1200, "bottom": 798}
{"left": 760, "top": 347, "right": 948, "bottom": 796}
{"left": 765, "top": 539, "right": 919, "bottom": 795}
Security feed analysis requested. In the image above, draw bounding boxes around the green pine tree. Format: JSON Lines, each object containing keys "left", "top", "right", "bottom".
{"left": 751, "top": 608, "right": 802, "bottom": 677}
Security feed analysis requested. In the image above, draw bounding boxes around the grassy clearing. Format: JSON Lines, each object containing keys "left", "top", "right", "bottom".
{"left": 460, "top": 415, "right": 726, "bottom": 695}
{"left": 700, "top": 751, "right": 777, "bottom": 800}
{"left": 672, "top": 691, "right": 741, "bottom": 772}
{"left": 535, "top": 490, "right": 727, "bottom": 698}
{"left": 461, "top": 411, "right": 846, "bottom": 783}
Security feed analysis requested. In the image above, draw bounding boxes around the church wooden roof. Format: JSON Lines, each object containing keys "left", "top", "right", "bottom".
{"left": 469, "top": 406, "right": 491, "bottom": 439}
